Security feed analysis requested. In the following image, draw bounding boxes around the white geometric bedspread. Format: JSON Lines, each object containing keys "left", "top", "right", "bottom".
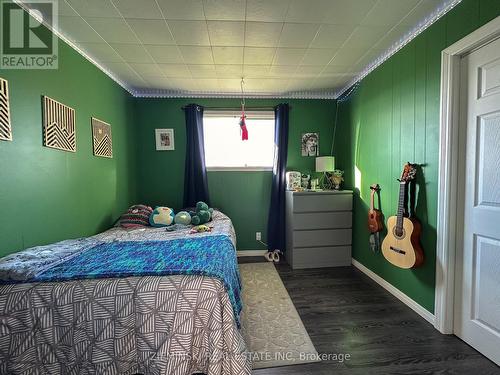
{"left": 0, "top": 275, "right": 251, "bottom": 374}
{"left": 0, "top": 210, "right": 251, "bottom": 374}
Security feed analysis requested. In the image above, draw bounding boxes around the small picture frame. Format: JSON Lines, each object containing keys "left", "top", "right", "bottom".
{"left": 301, "top": 132, "right": 319, "bottom": 156}
{"left": 155, "top": 128, "right": 175, "bottom": 151}
{"left": 91, "top": 117, "right": 113, "bottom": 158}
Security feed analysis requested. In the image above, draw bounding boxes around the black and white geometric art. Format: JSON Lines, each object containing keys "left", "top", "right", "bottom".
{"left": 43, "top": 96, "right": 76, "bottom": 152}
{"left": 0, "top": 77, "right": 12, "bottom": 141}
{"left": 91, "top": 117, "right": 113, "bottom": 158}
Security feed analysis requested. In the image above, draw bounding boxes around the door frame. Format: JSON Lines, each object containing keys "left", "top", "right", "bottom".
{"left": 435, "top": 15, "right": 500, "bottom": 334}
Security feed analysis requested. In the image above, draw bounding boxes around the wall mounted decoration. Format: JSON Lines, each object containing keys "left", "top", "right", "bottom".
{"left": 91, "top": 117, "right": 113, "bottom": 158}
{"left": 155, "top": 128, "right": 175, "bottom": 151}
{"left": 301, "top": 132, "right": 319, "bottom": 156}
{"left": 43, "top": 96, "right": 76, "bottom": 152}
{"left": 0, "top": 77, "right": 12, "bottom": 141}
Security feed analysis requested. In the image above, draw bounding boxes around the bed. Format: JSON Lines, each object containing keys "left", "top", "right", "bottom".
{"left": 0, "top": 210, "right": 251, "bottom": 375}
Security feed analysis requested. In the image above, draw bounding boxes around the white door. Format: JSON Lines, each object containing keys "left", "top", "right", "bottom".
{"left": 455, "top": 36, "right": 500, "bottom": 366}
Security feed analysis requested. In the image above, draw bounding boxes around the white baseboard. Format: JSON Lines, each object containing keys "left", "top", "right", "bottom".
{"left": 237, "top": 250, "right": 267, "bottom": 257}
{"left": 352, "top": 259, "right": 436, "bottom": 326}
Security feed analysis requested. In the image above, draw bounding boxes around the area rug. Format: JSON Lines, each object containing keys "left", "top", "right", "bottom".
{"left": 239, "top": 262, "right": 320, "bottom": 369}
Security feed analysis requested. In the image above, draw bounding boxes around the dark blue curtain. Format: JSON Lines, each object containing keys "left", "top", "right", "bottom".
{"left": 267, "top": 103, "right": 289, "bottom": 253}
{"left": 183, "top": 104, "right": 210, "bottom": 207}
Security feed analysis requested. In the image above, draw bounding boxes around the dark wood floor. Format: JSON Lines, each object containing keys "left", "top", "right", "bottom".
{"left": 238, "top": 257, "right": 500, "bottom": 375}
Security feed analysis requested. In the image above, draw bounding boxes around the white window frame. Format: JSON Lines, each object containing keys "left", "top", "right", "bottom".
{"left": 203, "top": 110, "right": 275, "bottom": 172}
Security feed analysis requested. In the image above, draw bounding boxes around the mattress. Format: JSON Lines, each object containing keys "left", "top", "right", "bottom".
{"left": 0, "top": 210, "right": 251, "bottom": 375}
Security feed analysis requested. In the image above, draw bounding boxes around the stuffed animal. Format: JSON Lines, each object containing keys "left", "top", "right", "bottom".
{"left": 174, "top": 211, "right": 192, "bottom": 225}
{"left": 189, "top": 201, "right": 214, "bottom": 226}
{"left": 149, "top": 207, "right": 174, "bottom": 227}
{"left": 189, "top": 225, "right": 212, "bottom": 234}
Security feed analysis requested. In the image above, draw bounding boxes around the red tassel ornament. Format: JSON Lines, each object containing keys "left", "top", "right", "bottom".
{"left": 239, "top": 78, "right": 248, "bottom": 141}
{"left": 239, "top": 113, "right": 248, "bottom": 141}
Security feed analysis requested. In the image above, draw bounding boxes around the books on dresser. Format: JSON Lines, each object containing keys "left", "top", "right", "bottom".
{"left": 285, "top": 190, "right": 353, "bottom": 269}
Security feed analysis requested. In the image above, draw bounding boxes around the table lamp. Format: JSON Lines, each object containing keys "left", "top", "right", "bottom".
{"left": 316, "top": 156, "right": 335, "bottom": 189}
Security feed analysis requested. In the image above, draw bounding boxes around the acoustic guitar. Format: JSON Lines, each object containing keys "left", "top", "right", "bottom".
{"left": 381, "top": 164, "right": 424, "bottom": 269}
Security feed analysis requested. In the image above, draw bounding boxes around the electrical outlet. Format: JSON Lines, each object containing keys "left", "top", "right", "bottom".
{"left": 256, "top": 232, "right": 261, "bottom": 241}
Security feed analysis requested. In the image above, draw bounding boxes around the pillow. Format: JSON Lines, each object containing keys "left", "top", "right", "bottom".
{"left": 149, "top": 207, "right": 175, "bottom": 227}
{"left": 119, "top": 204, "right": 153, "bottom": 228}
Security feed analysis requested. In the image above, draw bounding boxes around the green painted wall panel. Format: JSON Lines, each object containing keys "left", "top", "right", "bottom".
{"left": 134, "top": 98, "right": 336, "bottom": 250}
{"left": 446, "top": 0, "right": 480, "bottom": 45}
{"left": 208, "top": 171, "right": 272, "bottom": 250}
{"left": 479, "top": 0, "right": 500, "bottom": 24}
{"left": 0, "top": 33, "right": 136, "bottom": 256}
{"left": 335, "top": 0, "right": 500, "bottom": 312}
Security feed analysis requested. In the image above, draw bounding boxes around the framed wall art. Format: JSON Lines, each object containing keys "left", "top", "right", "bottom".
{"left": 92, "top": 117, "right": 113, "bottom": 158}
{"left": 301, "top": 132, "right": 319, "bottom": 156}
{"left": 155, "top": 128, "right": 175, "bottom": 151}
{"left": 0, "top": 77, "right": 12, "bottom": 141}
{"left": 42, "top": 96, "right": 76, "bottom": 152}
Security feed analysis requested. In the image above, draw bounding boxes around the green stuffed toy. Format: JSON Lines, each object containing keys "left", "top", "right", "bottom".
{"left": 189, "top": 201, "right": 214, "bottom": 225}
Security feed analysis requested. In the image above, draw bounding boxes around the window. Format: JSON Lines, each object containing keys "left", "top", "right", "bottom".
{"left": 203, "top": 110, "right": 275, "bottom": 170}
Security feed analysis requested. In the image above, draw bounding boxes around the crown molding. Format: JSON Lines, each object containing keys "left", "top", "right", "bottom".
{"left": 16, "top": 0, "right": 462, "bottom": 101}
{"left": 132, "top": 88, "right": 337, "bottom": 99}
{"left": 14, "top": 0, "right": 135, "bottom": 96}
{"left": 335, "top": 0, "right": 463, "bottom": 98}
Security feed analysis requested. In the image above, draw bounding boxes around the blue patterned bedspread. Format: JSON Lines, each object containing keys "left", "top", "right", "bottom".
{"left": 32, "top": 235, "right": 242, "bottom": 324}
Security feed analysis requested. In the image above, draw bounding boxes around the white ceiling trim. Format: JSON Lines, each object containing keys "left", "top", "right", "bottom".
{"left": 133, "top": 88, "right": 336, "bottom": 99}
{"left": 14, "top": 0, "right": 136, "bottom": 96}
{"left": 16, "top": 0, "right": 462, "bottom": 100}
{"left": 335, "top": 0, "right": 463, "bottom": 99}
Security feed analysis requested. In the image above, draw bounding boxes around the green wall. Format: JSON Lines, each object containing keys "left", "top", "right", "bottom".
{"left": 0, "top": 34, "right": 136, "bottom": 257}
{"left": 335, "top": 0, "right": 500, "bottom": 313}
{"left": 134, "top": 98, "right": 336, "bottom": 250}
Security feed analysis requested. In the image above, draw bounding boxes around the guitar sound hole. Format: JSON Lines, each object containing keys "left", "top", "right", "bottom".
{"left": 393, "top": 227, "right": 406, "bottom": 239}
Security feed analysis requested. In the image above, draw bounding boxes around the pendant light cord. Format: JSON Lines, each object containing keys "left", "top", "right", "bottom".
{"left": 330, "top": 101, "right": 339, "bottom": 156}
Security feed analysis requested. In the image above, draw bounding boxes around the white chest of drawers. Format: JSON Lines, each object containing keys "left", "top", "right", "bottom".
{"left": 285, "top": 190, "right": 353, "bottom": 269}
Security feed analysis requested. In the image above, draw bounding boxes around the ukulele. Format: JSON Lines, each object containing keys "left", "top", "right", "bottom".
{"left": 381, "top": 164, "right": 424, "bottom": 269}
{"left": 368, "top": 184, "right": 383, "bottom": 252}
{"left": 368, "top": 184, "right": 383, "bottom": 233}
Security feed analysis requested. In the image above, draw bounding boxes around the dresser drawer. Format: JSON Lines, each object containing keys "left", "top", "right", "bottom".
{"left": 292, "top": 193, "right": 352, "bottom": 212}
{"left": 292, "top": 212, "right": 352, "bottom": 230}
{"left": 290, "top": 246, "right": 351, "bottom": 268}
{"left": 293, "top": 229, "right": 352, "bottom": 247}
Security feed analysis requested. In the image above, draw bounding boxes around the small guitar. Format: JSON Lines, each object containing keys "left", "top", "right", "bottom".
{"left": 368, "top": 184, "right": 383, "bottom": 233}
{"left": 368, "top": 184, "right": 383, "bottom": 252}
{"left": 381, "top": 164, "right": 424, "bottom": 269}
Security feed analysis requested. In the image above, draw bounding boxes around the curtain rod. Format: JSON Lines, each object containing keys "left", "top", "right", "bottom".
{"left": 181, "top": 106, "right": 291, "bottom": 111}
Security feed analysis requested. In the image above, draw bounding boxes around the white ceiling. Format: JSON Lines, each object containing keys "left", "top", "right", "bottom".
{"left": 20, "top": 0, "right": 460, "bottom": 98}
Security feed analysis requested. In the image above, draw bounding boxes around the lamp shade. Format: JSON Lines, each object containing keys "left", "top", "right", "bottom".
{"left": 315, "top": 156, "right": 335, "bottom": 172}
